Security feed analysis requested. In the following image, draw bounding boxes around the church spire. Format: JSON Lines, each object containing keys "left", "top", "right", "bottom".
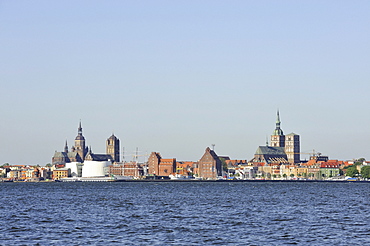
{"left": 78, "top": 120, "right": 83, "bottom": 136}
{"left": 273, "top": 110, "right": 284, "bottom": 136}
{"left": 74, "top": 120, "right": 86, "bottom": 161}
{"left": 64, "top": 140, "right": 68, "bottom": 153}
{"left": 276, "top": 109, "right": 281, "bottom": 123}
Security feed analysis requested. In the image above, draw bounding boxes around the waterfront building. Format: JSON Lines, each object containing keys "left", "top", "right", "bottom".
{"left": 82, "top": 161, "right": 110, "bottom": 177}
{"left": 234, "top": 165, "right": 257, "bottom": 179}
{"left": 158, "top": 158, "right": 176, "bottom": 176}
{"left": 148, "top": 152, "right": 161, "bottom": 175}
{"left": 307, "top": 166, "right": 321, "bottom": 179}
{"left": 279, "top": 164, "right": 298, "bottom": 179}
{"left": 175, "top": 161, "right": 196, "bottom": 176}
{"left": 252, "top": 145, "right": 289, "bottom": 164}
{"left": 52, "top": 143, "right": 82, "bottom": 165}
{"left": 285, "top": 133, "right": 300, "bottom": 164}
{"left": 106, "top": 134, "right": 120, "bottom": 163}
{"left": 197, "top": 147, "right": 222, "bottom": 179}
{"left": 270, "top": 111, "right": 300, "bottom": 164}
{"left": 122, "top": 162, "right": 142, "bottom": 177}
{"left": 52, "top": 122, "right": 121, "bottom": 179}
{"left": 52, "top": 168, "right": 70, "bottom": 180}
{"left": 52, "top": 122, "right": 87, "bottom": 165}
{"left": 251, "top": 111, "right": 300, "bottom": 165}
{"left": 84, "top": 147, "right": 113, "bottom": 162}
{"left": 7, "top": 170, "right": 21, "bottom": 180}
{"left": 64, "top": 162, "right": 80, "bottom": 177}
{"left": 108, "top": 161, "right": 142, "bottom": 178}
{"left": 147, "top": 152, "right": 176, "bottom": 177}
{"left": 74, "top": 121, "right": 88, "bottom": 162}
{"left": 319, "top": 162, "right": 340, "bottom": 178}
{"left": 271, "top": 110, "right": 285, "bottom": 147}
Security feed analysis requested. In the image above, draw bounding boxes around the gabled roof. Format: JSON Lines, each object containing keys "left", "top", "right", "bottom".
{"left": 252, "top": 146, "right": 288, "bottom": 164}
{"left": 85, "top": 153, "right": 112, "bottom": 162}
{"left": 53, "top": 151, "right": 68, "bottom": 158}
{"left": 255, "top": 146, "right": 286, "bottom": 156}
{"left": 67, "top": 152, "right": 79, "bottom": 158}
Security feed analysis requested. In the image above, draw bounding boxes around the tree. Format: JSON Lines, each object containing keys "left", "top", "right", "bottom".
{"left": 346, "top": 165, "right": 359, "bottom": 177}
{"left": 220, "top": 158, "right": 228, "bottom": 172}
{"left": 354, "top": 158, "right": 365, "bottom": 166}
{"left": 361, "top": 166, "right": 370, "bottom": 179}
{"left": 283, "top": 174, "right": 287, "bottom": 179}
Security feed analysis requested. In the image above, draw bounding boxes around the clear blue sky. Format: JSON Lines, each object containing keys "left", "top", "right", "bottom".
{"left": 1, "top": 1, "right": 370, "bottom": 165}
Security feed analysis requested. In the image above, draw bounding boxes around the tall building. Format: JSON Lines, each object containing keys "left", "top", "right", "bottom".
{"left": 253, "top": 145, "right": 289, "bottom": 164}
{"left": 271, "top": 110, "right": 285, "bottom": 147}
{"left": 148, "top": 152, "right": 161, "bottom": 175}
{"left": 106, "top": 134, "right": 120, "bottom": 163}
{"left": 269, "top": 111, "right": 300, "bottom": 164}
{"left": 52, "top": 122, "right": 121, "bottom": 166}
{"left": 251, "top": 111, "right": 301, "bottom": 165}
{"left": 147, "top": 152, "right": 176, "bottom": 176}
{"left": 285, "top": 133, "right": 300, "bottom": 164}
{"left": 74, "top": 121, "right": 87, "bottom": 161}
{"left": 198, "top": 147, "right": 222, "bottom": 179}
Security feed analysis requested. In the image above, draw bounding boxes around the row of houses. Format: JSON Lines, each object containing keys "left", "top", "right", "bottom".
{"left": 5, "top": 138, "right": 370, "bottom": 181}
{"left": 1, "top": 154, "right": 368, "bottom": 181}
{"left": 1, "top": 165, "right": 53, "bottom": 181}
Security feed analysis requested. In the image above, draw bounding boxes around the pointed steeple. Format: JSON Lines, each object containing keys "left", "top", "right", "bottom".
{"left": 78, "top": 120, "right": 83, "bottom": 136}
{"left": 273, "top": 110, "right": 284, "bottom": 136}
{"left": 74, "top": 120, "right": 86, "bottom": 161}
{"left": 276, "top": 109, "right": 281, "bottom": 124}
{"left": 64, "top": 140, "right": 68, "bottom": 153}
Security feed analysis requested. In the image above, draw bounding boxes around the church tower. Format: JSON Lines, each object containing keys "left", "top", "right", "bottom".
{"left": 285, "top": 133, "right": 300, "bottom": 164}
{"left": 74, "top": 121, "right": 86, "bottom": 161}
{"left": 270, "top": 110, "right": 285, "bottom": 147}
{"left": 106, "top": 134, "right": 120, "bottom": 163}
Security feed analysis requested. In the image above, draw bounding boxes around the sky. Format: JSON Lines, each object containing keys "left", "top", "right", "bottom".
{"left": 1, "top": 1, "right": 370, "bottom": 165}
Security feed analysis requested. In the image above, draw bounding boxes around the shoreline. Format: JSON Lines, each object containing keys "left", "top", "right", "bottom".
{"left": 2, "top": 179, "right": 369, "bottom": 183}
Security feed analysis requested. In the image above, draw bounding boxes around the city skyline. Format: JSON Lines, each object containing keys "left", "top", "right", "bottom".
{"left": 1, "top": 1, "right": 370, "bottom": 164}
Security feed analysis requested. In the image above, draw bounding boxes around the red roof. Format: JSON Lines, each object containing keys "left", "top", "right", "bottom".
{"left": 320, "top": 163, "right": 339, "bottom": 168}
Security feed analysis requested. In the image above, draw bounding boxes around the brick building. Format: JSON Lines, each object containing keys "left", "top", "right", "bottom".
{"left": 197, "top": 147, "right": 222, "bottom": 179}
{"left": 108, "top": 162, "right": 142, "bottom": 178}
{"left": 147, "top": 152, "right": 176, "bottom": 176}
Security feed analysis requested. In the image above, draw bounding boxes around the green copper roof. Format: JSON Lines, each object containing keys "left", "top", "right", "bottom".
{"left": 272, "top": 110, "right": 284, "bottom": 136}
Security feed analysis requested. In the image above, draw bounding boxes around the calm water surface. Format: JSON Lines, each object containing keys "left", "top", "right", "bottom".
{"left": 1, "top": 181, "right": 369, "bottom": 245}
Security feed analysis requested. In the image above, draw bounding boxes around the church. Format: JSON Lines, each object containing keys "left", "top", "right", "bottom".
{"left": 52, "top": 122, "right": 120, "bottom": 165}
{"left": 251, "top": 111, "right": 300, "bottom": 164}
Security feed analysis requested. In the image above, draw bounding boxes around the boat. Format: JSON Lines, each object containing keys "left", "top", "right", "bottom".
{"left": 169, "top": 174, "right": 193, "bottom": 180}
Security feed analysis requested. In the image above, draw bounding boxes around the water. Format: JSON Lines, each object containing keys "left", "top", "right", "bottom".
{"left": 1, "top": 181, "right": 369, "bottom": 245}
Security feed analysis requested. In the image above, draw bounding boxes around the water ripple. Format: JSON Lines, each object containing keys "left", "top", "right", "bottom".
{"left": 1, "top": 182, "right": 369, "bottom": 245}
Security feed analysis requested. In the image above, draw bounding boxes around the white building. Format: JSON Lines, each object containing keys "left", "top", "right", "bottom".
{"left": 64, "top": 162, "right": 80, "bottom": 177}
{"left": 82, "top": 161, "right": 110, "bottom": 177}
